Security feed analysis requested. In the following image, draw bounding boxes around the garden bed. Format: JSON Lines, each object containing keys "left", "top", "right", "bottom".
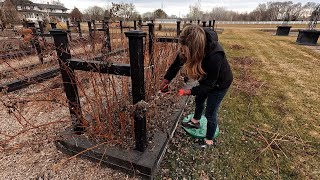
{"left": 1, "top": 36, "right": 186, "bottom": 178}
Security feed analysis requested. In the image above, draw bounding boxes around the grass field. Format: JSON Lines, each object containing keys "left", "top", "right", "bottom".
{"left": 157, "top": 29, "right": 320, "bottom": 179}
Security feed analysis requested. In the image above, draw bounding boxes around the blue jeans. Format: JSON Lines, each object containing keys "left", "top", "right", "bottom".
{"left": 193, "top": 88, "right": 228, "bottom": 140}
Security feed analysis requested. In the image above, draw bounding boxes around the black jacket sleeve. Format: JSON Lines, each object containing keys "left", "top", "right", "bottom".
{"left": 163, "top": 54, "right": 185, "bottom": 82}
{"left": 191, "top": 52, "right": 224, "bottom": 96}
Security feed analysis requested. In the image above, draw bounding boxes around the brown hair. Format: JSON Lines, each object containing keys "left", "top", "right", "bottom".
{"left": 179, "top": 24, "right": 206, "bottom": 80}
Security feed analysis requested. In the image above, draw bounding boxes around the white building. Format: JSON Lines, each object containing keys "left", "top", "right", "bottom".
{"left": 0, "top": 1, "right": 69, "bottom": 22}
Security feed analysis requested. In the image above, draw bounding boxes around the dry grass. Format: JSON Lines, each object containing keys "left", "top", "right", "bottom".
{"left": 159, "top": 28, "right": 320, "bottom": 179}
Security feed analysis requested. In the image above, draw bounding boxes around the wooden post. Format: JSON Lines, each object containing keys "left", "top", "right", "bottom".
{"left": 38, "top": 21, "right": 44, "bottom": 33}
{"left": 77, "top": 20, "right": 82, "bottom": 37}
{"left": 27, "top": 22, "right": 43, "bottom": 64}
{"left": 120, "top": 20, "right": 123, "bottom": 33}
{"left": 50, "top": 22, "right": 57, "bottom": 29}
{"left": 27, "top": 22, "right": 35, "bottom": 28}
{"left": 138, "top": 19, "right": 142, "bottom": 30}
{"left": 125, "top": 30, "right": 147, "bottom": 152}
{"left": 50, "top": 29, "right": 84, "bottom": 134}
{"left": 147, "top": 23, "right": 154, "bottom": 61}
{"left": 177, "top": 21, "right": 181, "bottom": 36}
{"left": 103, "top": 20, "right": 111, "bottom": 52}
{"left": 66, "top": 20, "right": 70, "bottom": 30}
{"left": 66, "top": 20, "right": 72, "bottom": 41}
{"left": 212, "top": 20, "right": 216, "bottom": 30}
{"left": 202, "top": 21, "right": 206, "bottom": 27}
{"left": 134, "top": 20, "right": 137, "bottom": 30}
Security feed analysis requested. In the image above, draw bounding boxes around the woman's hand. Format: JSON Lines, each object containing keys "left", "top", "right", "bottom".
{"left": 160, "top": 79, "right": 170, "bottom": 93}
{"left": 178, "top": 89, "right": 191, "bottom": 96}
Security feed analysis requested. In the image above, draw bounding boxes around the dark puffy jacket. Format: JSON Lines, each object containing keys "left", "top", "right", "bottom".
{"left": 163, "top": 28, "right": 233, "bottom": 96}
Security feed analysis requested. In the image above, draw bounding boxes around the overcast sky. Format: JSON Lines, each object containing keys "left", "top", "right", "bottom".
{"left": 34, "top": 0, "right": 319, "bottom": 16}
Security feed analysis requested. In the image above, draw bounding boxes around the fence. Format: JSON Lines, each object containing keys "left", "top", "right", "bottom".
{"left": 153, "top": 20, "right": 319, "bottom": 25}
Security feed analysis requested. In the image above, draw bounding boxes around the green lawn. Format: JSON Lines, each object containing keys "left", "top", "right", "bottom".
{"left": 158, "top": 29, "right": 320, "bottom": 179}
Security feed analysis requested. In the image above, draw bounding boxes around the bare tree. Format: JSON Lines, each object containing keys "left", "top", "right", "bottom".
{"left": 251, "top": 3, "right": 268, "bottom": 21}
{"left": 0, "top": 0, "right": 21, "bottom": 28}
{"left": 289, "top": 3, "right": 303, "bottom": 21}
{"left": 208, "top": 7, "right": 234, "bottom": 21}
{"left": 51, "top": 0, "right": 64, "bottom": 6}
{"left": 301, "top": 2, "right": 318, "bottom": 19}
{"left": 308, "top": 4, "right": 320, "bottom": 29}
{"left": 154, "top": 9, "right": 168, "bottom": 19}
{"left": 184, "top": 1, "right": 314, "bottom": 22}
{"left": 69, "top": 7, "right": 83, "bottom": 22}
{"left": 109, "top": 2, "right": 139, "bottom": 20}
{"left": 187, "top": 3, "right": 203, "bottom": 20}
{"left": 84, "top": 6, "right": 104, "bottom": 21}
{"left": 142, "top": 12, "right": 153, "bottom": 21}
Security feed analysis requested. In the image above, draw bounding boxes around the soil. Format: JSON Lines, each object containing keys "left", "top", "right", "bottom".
{"left": 0, "top": 72, "right": 189, "bottom": 179}
{"left": 0, "top": 40, "right": 185, "bottom": 180}
{"left": 0, "top": 77, "right": 142, "bottom": 180}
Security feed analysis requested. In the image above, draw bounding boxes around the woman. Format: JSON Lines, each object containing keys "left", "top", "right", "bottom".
{"left": 160, "top": 24, "right": 233, "bottom": 149}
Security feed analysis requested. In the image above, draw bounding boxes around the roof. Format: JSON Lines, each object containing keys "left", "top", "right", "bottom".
{"left": 0, "top": 1, "right": 68, "bottom": 10}
{"left": 48, "top": 12, "right": 69, "bottom": 17}
{"left": 12, "top": 0, "right": 34, "bottom": 6}
{"left": 36, "top": 3, "right": 68, "bottom": 10}
{"left": 19, "top": 9, "right": 43, "bottom": 13}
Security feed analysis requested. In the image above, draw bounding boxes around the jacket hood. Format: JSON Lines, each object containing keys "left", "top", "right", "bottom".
{"left": 203, "top": 27, "right": 224, "bottom": 57}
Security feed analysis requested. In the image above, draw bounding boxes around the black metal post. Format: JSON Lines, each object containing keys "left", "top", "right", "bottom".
{"left": 103, "top": 20, "right": 111, "bottom": 52}
{"left": 202, "top": 21, "right": 206, "bottom": 27}
{"left": 151, "top": 20, "right": 154, "bottom": 24}
{"left": 38, "top": 21, "right": 44, "bottom": 33}
{"left": 120, "top": 20, "right": 123, "bottom": 33}
{"left": 77, "top": 20, "right": 82, "bottom": 37}
{"left": 197, "top": 20, "right": 200, "bottom": 25}
{"left": 124, "top": 30, "right": 147, "bottom": 152}
{"left": 134, "top": 21, "right": 137, "bottom": 30}
{"left": 50, "top": 22, "right": 57, "bottom": 29}
{"left": 189, "top": 20, "right": 192, "bottom": 24}
{"left": 177, "top": 21, "right": 181, "bottom": 36}
{"left": 50, "top": 29, "right": 84, "bottom": 133}
{"left": 209, "top": 21, "right": 212, "bottom": 28}
{"left": 212, "top": 20, "right": 216, "bottom": 30}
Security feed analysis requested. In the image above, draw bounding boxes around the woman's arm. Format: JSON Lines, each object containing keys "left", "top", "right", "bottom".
{"left": 163, "top": 54, "right": 185, "bottom": 82}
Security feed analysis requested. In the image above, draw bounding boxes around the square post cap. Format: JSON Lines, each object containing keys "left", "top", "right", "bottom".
{"left": 125, "top": 30, "right": 147, "bottom": 38}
